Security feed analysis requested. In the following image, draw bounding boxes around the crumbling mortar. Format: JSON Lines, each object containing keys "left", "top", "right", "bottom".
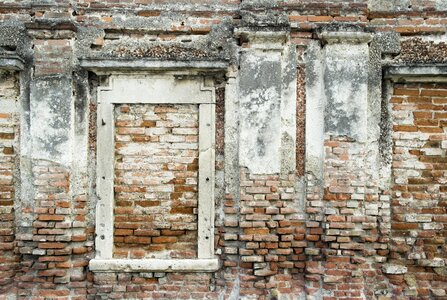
{"left": 395, "top": 37, "right": 447, "bottom": 64}
{"left": 75, "top": 20, "right": 237, "bottom": 65}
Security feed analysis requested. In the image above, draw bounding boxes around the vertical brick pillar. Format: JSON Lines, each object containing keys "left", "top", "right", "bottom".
{"left": 303, "top": 39, "right": 326, "bottom": 298}
{"left": 0, "top": 68, "right": 20, "bottom": 297}
{"left": 16, "top": 22, "right": 77, "bottom": 299}
{"left": 316, "top": 29, "right": 379, "bottom": 299}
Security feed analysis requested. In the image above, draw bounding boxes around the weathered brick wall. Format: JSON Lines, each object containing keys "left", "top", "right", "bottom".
{"left": 237, "top": 169, "right": 305, "bottom": 297}
{"left": 319, "top": 137, "right": 385, "bottom": 299}
{"left": 0, "top": 70, "right": 19, "bottom": 297}
{"left": 114, "top": 104, "right": 199, "bottom": 259}
{"left": 389, "top": 83, "right": 447, "bottom": 298}
{"left": 0, "top": 1, "right": 446, "bottom": 299}
{"left": 92, "top": 271, "right": 218, "bottom": 299}
{"left": 17, "top": 162, "right": 73, "bottom": 299}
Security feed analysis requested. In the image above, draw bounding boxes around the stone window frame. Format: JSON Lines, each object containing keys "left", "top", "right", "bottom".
{"left": 381, "top": 64, "right": 447, "bottom": 175}
{"left": 88, "top": 70, "right": 219, "bottom": 273}
{"left": 380, "top": 64, "right": 447, "bottom": 273}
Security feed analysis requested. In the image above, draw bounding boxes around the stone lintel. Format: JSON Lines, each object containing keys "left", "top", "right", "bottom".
{"left": 235, "top": 29, "right": 288, "bottom": 50}
{"left": 384, "top": 64, "right": 447, "bottom": 82}
{"left": 79, "top": 58, "right": 228, "bottom": 73}
{"left": 25, "top": 20, "right": 77, "bottom": 39}
{"left": 319, "top": 31, "right": 373, "bottom": 45}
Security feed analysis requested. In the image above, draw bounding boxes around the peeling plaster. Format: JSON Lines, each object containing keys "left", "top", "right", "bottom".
{"left": 323, "top": 43, "right": 369, "bottom": 142}
{"left": 239, "top": 52, "right": 281, "bottom": 174}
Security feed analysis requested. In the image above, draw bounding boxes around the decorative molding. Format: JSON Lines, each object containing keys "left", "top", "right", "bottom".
{"left": 384, "top": 64, "right": 447, "bottom": 82}
{"left": 80, "top": 58, "right": 228, "bottom": 73}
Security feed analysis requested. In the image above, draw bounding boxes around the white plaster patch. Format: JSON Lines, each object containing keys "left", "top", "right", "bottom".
{"left": 240, "top": 86, "right": 281, "bottom": 174}
{"left": 239, "top": 51, "right": 282, "bottom": 174}
{"left": 305, "top": 41, "right": 326, "bottom": 178}
{"left": 323, "top": 43, "right": 369, "bottom": 142}
{"left": 30, "top": 98, "right": 72, "bottom": 166}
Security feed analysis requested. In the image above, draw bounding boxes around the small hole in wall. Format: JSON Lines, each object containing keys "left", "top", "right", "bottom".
{"left": 205, "top": 236, "right": 209, "bottom": 240}
{"left": 90, "top": 44, "right": 102, "bottom": 50}
{"left": 408, "top": 5, "right": 412, "bottom": 8}
{"left": 100, "top": 235, "right": 105, "bottom": 240}
{"left": 1, "top": 45, "right": 16, "bottom": 52}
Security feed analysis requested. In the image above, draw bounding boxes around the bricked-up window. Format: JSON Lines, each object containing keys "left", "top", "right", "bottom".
{"left": 90, "top": 74, "right": 218, "bottom": 272}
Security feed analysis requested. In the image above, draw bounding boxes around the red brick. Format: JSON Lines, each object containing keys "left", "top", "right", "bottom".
{"left": 38, "top": 242, "right": 66, "bottom": 249}
{"left": 152, "top": 237, "right": 177, "bottom": 244}
{"left": 37, "top": 215, "right": 65, "bottom": 221}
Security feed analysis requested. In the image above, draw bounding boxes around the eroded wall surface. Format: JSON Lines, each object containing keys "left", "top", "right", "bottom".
{"left": 0, "top": 1, "right": 446, "bottom": 299}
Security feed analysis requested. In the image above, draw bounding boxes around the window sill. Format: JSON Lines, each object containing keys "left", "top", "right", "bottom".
{"left": 89, "top": 258, "right": 219, "bottom": 273}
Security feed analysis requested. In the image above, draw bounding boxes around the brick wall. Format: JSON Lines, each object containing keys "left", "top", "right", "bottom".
{"left": 319, "top": 137, "right": 386, "bottom": 299}
{"left": 17, "top": 162, "right": 73, "bottom": 299}
{"left": 92, "top": 271, "right": 218, "bottom": 299}
{"left": 237, "top": 169, "right": 305, "bottom": 297}
{"left": 0, "top": 70, "right": 19, "bottom": 297}
{"left": 389, "top": 83, "right": 447, "bottom": 298}
{"left": 113, "top": 104, "right": 199, "bottom": 259}
{"left": 0, "top": 1, "right": 447, "bottom": 299}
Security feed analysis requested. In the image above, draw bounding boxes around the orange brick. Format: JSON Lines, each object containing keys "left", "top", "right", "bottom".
{"left": 394, "top": 88, "right": 419, "bottom": 96}
{"left": 37, "top": 215, "right": 65, "bottom": 221}
{"left": 38, "top": 242, "right": 66, "bottom": 249}
{"left": 308, "top": 16, "right": 333, "bottom": 22}
{"left": 152, "top": 236, "right": 177, "bottom": 244}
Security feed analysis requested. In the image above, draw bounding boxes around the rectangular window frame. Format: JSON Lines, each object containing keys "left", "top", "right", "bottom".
{"left": 89, "top": 73, "right": 217, "bottom": 272}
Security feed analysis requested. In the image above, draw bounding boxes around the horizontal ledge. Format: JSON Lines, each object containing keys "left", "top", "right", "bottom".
{"left": 107, "top": 100, "right": 216, "bottom": 104}
{"left": 384, "top": 65, "right": 447, "bottom": 82}
{"left": 89, "top": 258, "right": 219, "bottom": 273}
{"left": 0, "top": 56, "right": 25, "bottom": 71}
{"left": 80, "top": 58, "right": 228, "bottom": 72}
